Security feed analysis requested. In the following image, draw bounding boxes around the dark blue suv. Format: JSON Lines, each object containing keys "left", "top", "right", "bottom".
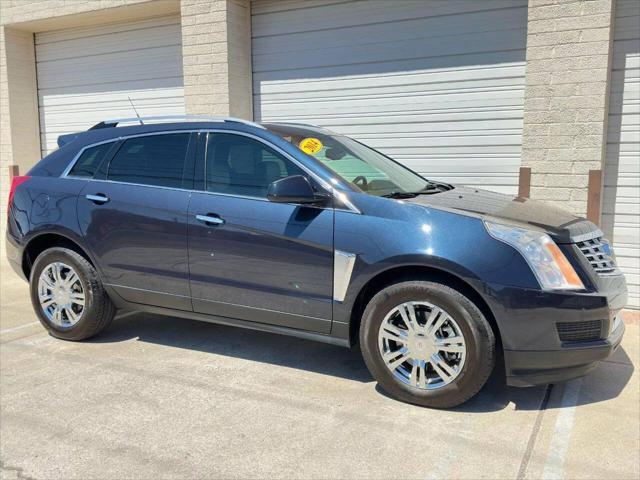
{"left": 6, "top": 116, "right": 627, "bottom": 408}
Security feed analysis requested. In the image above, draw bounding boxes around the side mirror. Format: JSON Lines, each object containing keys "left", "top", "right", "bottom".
{"left": 267, "top": 175, "right": 327, "bottom": 205}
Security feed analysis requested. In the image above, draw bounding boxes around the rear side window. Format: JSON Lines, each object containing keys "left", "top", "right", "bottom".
{"left": 107, "top": 134, "right": 190, "bottom": 188}
{"left": 68, "top": 142, "right": 113, "bottom": 178}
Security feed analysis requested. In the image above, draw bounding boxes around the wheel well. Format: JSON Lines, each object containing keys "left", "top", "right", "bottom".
{"left": 22, "top": 234, "right": 95, "bottom": 279}
{"left": 349, "top": 265, "right": 502, "bottom": 351}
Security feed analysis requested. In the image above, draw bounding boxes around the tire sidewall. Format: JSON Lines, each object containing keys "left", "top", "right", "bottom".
{"left": 361, "top": 281, "right": 493, "bottom": 407}
{"left": 29, "top": 248, "right": 98, "bottom": 338}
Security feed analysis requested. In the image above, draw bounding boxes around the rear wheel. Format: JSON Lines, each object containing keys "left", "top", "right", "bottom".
{"left": 29, "top": 247, "right": 115, "bottom": 341}
{"left": 359, "top": 281, "right": 495, "bottom": 408}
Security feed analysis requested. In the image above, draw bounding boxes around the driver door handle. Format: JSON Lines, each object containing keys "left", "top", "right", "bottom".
{"left": 85, "top": 193, "right": 110, "bottom": 204}
{"left": 196, "top": 213, "right": 225, "bottom": 226}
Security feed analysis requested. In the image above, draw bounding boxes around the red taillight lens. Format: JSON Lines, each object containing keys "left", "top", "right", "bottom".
{"left": 7, "top": 175, "right": 30, "bottom": 216}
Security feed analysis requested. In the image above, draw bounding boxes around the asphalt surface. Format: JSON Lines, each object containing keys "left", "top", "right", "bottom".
{"left": 1, "top": 257, "right": 638, "bottom": 479}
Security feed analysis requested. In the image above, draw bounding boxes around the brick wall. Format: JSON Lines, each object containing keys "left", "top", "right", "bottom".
{"left": 521, "top": 0, "right": 615, "bottom": 218}
{"left": 181, "top": 0, "right": 252, "bottom": 118}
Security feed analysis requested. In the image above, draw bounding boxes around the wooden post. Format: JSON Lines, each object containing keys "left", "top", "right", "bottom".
{"left": 8, "top": 165, "right": 19, "bottom": 180}
{"left": 518, "top": 167, "right": 531, "bottom": 198}
{"left": 586, "top": 169, "right": 603, "bottom": 226}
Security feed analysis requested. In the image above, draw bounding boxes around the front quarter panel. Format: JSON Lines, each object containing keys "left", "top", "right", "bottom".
{"left": 333, "top": 194, "right": 540, "bottom": 332}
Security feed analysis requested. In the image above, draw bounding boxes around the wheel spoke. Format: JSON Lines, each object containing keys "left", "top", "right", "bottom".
{"left": 65, "top": 307, "right": 78, "bottom": 323}
{"left": 430, "top": 353, "right": 456, "bottom": 383}
{"left": 434, "top": 336, "right": 465, "bottom": 354}
{"left": 70, "top": 293, "right": 85, "bottom": 307}
{"left": 397, "top": 302, "right": 419, "bottom": 332}
{"left": 380, "top": 323, "right": 408, "bottom": 344}
{"left": 383, "top": 348, "right": 410, "bottom": 370}
{"left": 52, "top": 263, "right": 62, "bottom": 284}
{"left": 425, "top": 307, "right": 447, "bottom": 337}
{"left": 64, "top": 271, "right": 79, "bottom": 288}
{"left": 410, "top": 359, "right": 427, "bottom": 389}
{"left": 40, "top": 295, "right": 55, "bottom": 308}
{"left": 40, "top": 275, "right": 55, "bottom": 291}
{"left": 52, "top": 305, "right": 63, "bottom": 325}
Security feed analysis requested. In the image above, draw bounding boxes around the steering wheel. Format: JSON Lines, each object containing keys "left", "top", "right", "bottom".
{"left": 352, "top": 175, "right": 369, "bottom": 190}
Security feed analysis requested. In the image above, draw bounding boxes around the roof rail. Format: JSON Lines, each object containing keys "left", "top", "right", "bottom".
{"left": 88, "top": 115, "right": 266, "bottom": 130}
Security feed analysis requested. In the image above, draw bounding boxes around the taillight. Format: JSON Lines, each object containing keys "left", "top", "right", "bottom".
{"left": 7, "top": 175, "right": 30, "bottom": 216}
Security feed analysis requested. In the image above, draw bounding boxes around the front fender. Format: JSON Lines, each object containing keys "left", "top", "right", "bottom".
{"left": 332, "top": 198, "right": 539, "bottom": 328}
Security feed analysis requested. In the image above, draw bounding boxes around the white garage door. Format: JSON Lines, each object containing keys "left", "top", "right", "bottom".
{"left": 252, "top": 0, "right": 527, "bottom": 194}
{"left": 603, "top": 0, "right": 640, "bottom": 309}
{"left": 36, "top": 15, "right": 185, "bottom": 155}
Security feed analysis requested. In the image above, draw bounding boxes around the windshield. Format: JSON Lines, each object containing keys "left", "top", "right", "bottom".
{"left": 265, "top": 124, "right": 439, "bottom": 197}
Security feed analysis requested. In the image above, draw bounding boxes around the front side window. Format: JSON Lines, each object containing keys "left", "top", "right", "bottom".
{"left": 68, "top": 142, "right": 114, "bottom": 178}
{"left": 266, "top": 125, "right": 435, "bottom": 197}
{"left": 107, "top": 134, "right": 190, "bottom": 188}
{"left": 205, "top": 133, "right": 306, "bottom": 197}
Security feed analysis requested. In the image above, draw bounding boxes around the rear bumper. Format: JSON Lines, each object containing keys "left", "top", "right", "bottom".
{"left": 5, "top": 229, "right": 26, "bottom": 281}
{"left": 505, "top": 314, "right": 625, "bottom": 387}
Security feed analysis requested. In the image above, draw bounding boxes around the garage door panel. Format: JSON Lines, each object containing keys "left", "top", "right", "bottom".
{"left": 253, "top": 0, "right": 523, "bottom": 37}
{"left": 36, "top": 15, "right": 185, "bottom": 156}
{"left": 254, "top": 64, "right": 525, "bottom": 94}
{"left": 255, "top": 50, "right": 526, "bottom": 82}
{"left": 35, "top": 26, "right": 181, "bottom": 63}
{"left": 253, "top": 9, "right": 526, "bottom": 60}
{"left": 37, "top": 50, "right": 184, "bottom": 91}
{"left": 252, "top": 0, "right": 526, "bottom": 195}
{"left": 603, "top": 0, "right": 640, "bottom": 308}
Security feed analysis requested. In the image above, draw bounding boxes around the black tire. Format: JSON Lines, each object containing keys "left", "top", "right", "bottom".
{"left": 359, "top": 281, "right": 495, "bottom": 408}
{"left": 29, "top": 247, "right": 115, "bottom": 341}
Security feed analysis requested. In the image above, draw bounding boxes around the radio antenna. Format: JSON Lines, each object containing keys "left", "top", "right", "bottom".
{"left": 128, "top": 96, "right": 144, "bottom": 125}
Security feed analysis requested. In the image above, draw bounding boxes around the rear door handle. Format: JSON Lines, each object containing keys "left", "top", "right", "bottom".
{"left": 85, "top": 193, "right": 110, "bottom": 204}
{"left": 196, "top": 214, "right": 224, "bottom": 225}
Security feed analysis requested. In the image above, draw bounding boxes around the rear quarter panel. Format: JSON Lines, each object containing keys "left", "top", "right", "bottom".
{"left": 8, "top": 176, "right": 97, "bottom": 273}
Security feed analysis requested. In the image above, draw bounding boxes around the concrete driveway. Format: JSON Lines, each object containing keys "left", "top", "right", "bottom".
{"left": 1, "top": 258, "right": 638, "bottom": 480}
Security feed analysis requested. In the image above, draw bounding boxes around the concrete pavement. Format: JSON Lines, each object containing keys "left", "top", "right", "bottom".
{"left": 1, "top": 258, "right": 638, "bottom": 479}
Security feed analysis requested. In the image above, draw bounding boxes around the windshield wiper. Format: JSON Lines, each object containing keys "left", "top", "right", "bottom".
{"left": 381, "top": 191, "right": 419, "bottom": 199}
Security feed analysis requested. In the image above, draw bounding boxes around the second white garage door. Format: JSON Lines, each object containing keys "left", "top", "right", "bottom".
{"left": 603, "top": 0, "right": 640, "bottom": 309}
{"left": 252, "top": 0, "right": 527, "bottom": 194}
{"left": 36, "top": 15, "right": 185, "bottom": 155}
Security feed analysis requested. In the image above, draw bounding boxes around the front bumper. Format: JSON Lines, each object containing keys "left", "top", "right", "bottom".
{"left": 504, "top": 314, "right": 625, "bottom": 386}
{"left": 481, "top": 271, "right": 628, "bottom": 388}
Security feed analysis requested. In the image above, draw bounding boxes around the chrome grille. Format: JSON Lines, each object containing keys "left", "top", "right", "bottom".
{"left": 556, "top": 320, "right": 603, "bottom": 343}
{"left": 576, "top": 237, "right": 616, "bottom": 274}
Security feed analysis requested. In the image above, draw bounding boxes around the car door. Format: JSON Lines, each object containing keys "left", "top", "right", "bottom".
{"left": 77, "top": 132, "right": 195, "bottom": 311}
{"left": 188, "top": 131, "right": 334, "bottom": 333}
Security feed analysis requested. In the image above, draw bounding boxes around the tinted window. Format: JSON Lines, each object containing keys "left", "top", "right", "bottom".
{"left": 205, "top": 133, "right": 306, "bottom": 197}
{"left": 68, "top": 142, "right": 113, "bottom": 178}
{"left": 108, "top": 134, "right": 190, "bottom": 188}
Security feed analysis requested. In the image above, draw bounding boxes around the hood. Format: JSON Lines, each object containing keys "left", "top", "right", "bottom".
{"left": 404, "top": 186, "right": 600, "bottom": 243}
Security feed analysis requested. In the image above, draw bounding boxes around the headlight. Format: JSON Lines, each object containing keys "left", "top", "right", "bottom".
{"left": 484, "top": 221, "right": 584, "bottom": 291}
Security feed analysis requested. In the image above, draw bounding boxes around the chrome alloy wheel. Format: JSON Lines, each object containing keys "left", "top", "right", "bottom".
{"left": 37, "top": 262, "right": 85, "bottom": 328}
{"left": 377, "top": 302, "right": 466, "bottom": 390}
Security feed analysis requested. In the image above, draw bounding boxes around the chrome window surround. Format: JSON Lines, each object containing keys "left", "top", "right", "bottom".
{"left": 60, "top": 129, "right": 361, "bottom": 214}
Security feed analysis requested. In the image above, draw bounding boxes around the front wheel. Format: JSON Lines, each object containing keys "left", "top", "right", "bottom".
{"left": 359, "top": 281, "right": 495, "bottom": 408}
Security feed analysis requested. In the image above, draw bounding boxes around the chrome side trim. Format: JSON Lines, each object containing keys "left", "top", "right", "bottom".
{"left": 333, "top": 250, "right": 356, "bottom": 302}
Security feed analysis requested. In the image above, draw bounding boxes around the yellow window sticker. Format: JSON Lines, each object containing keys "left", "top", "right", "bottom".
{"left": 299, "top": 137, "right": 323, "bottom": 155}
